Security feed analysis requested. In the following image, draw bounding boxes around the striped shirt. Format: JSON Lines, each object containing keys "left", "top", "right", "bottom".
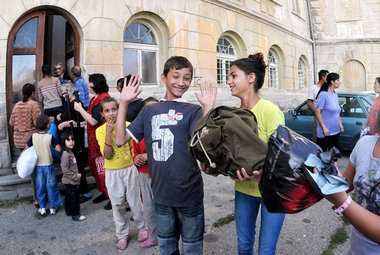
{"left": 37, "top": 77, "right": 62, "bottom": 109}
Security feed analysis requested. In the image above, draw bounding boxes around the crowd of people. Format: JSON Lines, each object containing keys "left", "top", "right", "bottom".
{"left": 9, "top": 55, "right": 380, "bottom": 254}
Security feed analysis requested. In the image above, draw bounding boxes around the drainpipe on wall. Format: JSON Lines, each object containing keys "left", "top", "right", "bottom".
{"left": 306, "top": 0, "right": 317, "bottom": 84}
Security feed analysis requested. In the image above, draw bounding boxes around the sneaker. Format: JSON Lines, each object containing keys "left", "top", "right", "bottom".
{"left": 93, "top": 192, "right": 108, "bottom": 203}
{"left": 50, "top": 208, "right": 57, "bottom": 215}
{"left": 73, "top": 215, "right": 86, "bottom": 221}
{"left": 138, "top": 229, "right": 148, "bottom": 242}
{"left": 117, "top": 237, "right": 128, "bottom": 250}
{"left": 104, "top": 201, "right": 112, "bottom": 210}
{"left": 37, "top": 208, "right": 47, "bottom": 218}
{"left": 80, "top": 194, "right": 92, "bottom": 204}
{"left": 140, "top": 240, "right": 158, "bottom": 248}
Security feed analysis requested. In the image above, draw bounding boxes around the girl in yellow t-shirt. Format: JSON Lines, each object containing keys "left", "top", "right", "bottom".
{"left": 96, "top": 97, "right": 147, "bottom": 250}
{"left": 227, "top": 53, "right": 285, "bottom": 255}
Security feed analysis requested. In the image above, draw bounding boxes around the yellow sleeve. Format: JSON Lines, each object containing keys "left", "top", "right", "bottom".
{"left": 264, "top": 106, "right": 284, "bottom": 139}
{"left": 96, "top": 124, "right": 106, "bottom": 157}
{"left": 126, "top": 121, "right": 133, "bottom": 149}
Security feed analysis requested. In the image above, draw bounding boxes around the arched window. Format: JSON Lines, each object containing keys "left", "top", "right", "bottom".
{"left": 216, "top": 37, "right": 237, "bottom": 86}
{"left": 124, "top": 22, "right": 159, "bottom": 85}
{"left": 268, "top": 51, "right": 278, "bottom": 88}
{"left": 298, "top": 58, "right": 306, "bottom": 89}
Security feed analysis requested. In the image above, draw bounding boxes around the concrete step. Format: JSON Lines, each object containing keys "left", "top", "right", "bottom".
{"left": 0, "top": 158, "right": 94, "bottom": 201}
{"left": 0, "top": 168, "right": 14, "bottom": 177}
{"left": 0, "top": 175, "right": 96, "bottom": 201}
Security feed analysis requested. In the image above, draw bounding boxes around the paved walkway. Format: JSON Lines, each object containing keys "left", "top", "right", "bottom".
{"left": 0, "top": 157, "right": 351, "bottom": 255}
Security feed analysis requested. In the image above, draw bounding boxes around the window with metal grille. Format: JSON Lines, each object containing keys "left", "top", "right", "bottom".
{"left": 298, "top": 58, "right": 305, "bottom": 89}
{"left": 217, "top": 37, "right": 237, "bottom": 86}
{"left": 268, "top": 51, "right": 278, "bottom": 88}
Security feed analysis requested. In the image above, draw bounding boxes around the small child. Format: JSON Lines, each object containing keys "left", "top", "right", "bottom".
{"left": 26, "top": 114, "right": 63, "bottom": 217}
{"left": 60, "top": 131, "right": 86, "bottom": 221}
{"left": 132, "top": 97, "right": 159, "bottom": 248}
{"left": 95, "top": 97, "right": 147, "bottom": 250}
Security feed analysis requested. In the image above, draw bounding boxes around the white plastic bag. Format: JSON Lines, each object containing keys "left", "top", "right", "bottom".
{"left": 17, "top": 146, "right": 37, "bottom": 178}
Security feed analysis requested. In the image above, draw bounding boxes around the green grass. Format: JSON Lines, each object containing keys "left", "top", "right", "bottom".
{"left": 213, "top": 213, "right": 235, "bottom": 228}
{"left": 322, "top": 191, "right": 356, "bottom": 254}
{"left": 0, "top": 199, "right": 28, "bottom": 208}
{"left": 322, "top": 222, "right": 350, "bottom": 255}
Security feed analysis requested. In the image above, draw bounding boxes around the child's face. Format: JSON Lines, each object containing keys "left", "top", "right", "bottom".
{"left": 65, "top": 136, "right": 75, "bottom": 150}
{"left": 162, "top": 67, "right": 192, "bottom": 100}
{"left": 100, "top": 101, "right": 118, "bottom": 122}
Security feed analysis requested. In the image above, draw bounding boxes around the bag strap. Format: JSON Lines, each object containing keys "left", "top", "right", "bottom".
{"left": 189, "top": 130, "right": 216, "bottom": 168}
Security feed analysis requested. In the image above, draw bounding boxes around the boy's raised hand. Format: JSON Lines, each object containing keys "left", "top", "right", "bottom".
{"left": 195, "top": 81, "right": 217, "bottom": 116}
{"left": 119, "top": 75, "right": 143, "bottom": 104}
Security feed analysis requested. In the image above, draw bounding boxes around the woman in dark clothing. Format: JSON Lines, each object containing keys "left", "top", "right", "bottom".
{"left": 57, "top": 82, "right": 91, "bottom": 202}
{"left": 74, "top": 73, "right": 111, "bottom": 209}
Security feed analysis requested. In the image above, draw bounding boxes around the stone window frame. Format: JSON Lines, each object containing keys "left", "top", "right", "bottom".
{"left": 291, "top": 0, "right": 300, "bottom": 14}
{"left": 123, "top": 21, "right": 159, "bottom": 85}
{"left": 216, "top": 36, "right": 237, "bottom": 86}
{"left": 268, "top": 50, "right": 279, "bottom": 88}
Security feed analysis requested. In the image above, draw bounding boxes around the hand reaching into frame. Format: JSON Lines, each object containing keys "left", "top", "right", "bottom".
{"left": 119, "top": 75, "right": 143, "bottom": 104}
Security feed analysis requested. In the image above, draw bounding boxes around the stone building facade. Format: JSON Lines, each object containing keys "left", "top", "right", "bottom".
{"left": 0, "top": 0, "right": 378, "bottom": 169}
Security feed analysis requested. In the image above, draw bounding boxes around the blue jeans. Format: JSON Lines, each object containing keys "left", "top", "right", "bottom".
{"left": 235, "top": 191, "right": 285, "bottom": 255}
{"left": 154, "top": 201, "right": 204, "bottom": 255}
{"left": 35, "top": 165, "right": 63, "bottom": 209}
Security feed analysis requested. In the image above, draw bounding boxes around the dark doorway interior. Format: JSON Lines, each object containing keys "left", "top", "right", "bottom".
{"left": 44, "top": 14, "right": 75, "bottom": 74}
{"left": 7, "top": 10, "right": 79, "bottom": 157}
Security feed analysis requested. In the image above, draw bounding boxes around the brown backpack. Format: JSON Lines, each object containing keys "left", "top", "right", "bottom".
{"left": 189, "top": 106, "right": 268, "bottom": 177}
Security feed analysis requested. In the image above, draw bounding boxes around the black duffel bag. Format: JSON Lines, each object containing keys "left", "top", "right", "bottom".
{"left": 259, "top": 125, "right": 323, "bottom": 214}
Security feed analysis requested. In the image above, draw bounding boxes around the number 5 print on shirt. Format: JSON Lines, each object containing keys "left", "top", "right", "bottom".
{"left": 151, "top": 114, "right": 174, "bottom": 161}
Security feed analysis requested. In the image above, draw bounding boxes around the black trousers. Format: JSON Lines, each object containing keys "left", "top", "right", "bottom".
{"left": 64, "top": 184, "right": 80, "bottom": 218}
{"left": 317, "top": 133, "right": 340, "bottom": 152}
{"left": 73, "top": 149, "right": 89, "bottom": 194}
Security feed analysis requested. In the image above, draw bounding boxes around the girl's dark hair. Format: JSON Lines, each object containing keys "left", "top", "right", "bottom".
{"left": 375, "top": 77, "right": 380, "bottom": 85}
{"left": 22, "top": 83, "right": 35, "bottom": 102}
{"left": 99, "top": 96, "right": 117, "bottom": 113}
{"left": 42, "top": 64, "right": 52, "bottom": 76}
{"left": 317, "top": 72, "right": 340, "bottom": 98}
{"left": 60, "top": 131, "right": 74, "bottom": 151}
{"left": 230, "top": 53, "right": 267, "bottom": 92}
{"left": 89, "top": 73, "right": 109, "bottom": 94}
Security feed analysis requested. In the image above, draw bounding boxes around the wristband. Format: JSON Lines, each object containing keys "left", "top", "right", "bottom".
{"left": 333, "top": 194, "right": 352, "bottom": 215}
{"left": 105, "top": 142, "right": 112, "bottom": 147}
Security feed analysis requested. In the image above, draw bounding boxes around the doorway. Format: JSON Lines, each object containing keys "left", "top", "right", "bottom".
{"left": 6, "top": 9, "right": 80, "bottom": 155}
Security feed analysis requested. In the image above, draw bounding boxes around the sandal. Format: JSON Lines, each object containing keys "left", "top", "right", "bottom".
{"left": 138, "top": 229, "right": 148, "bottom": 242}
{"left": 117, "top": 238, "right": 128, "bottom": 250}
{"left": 141, "top": 240, "right": 158, "bottom": 248}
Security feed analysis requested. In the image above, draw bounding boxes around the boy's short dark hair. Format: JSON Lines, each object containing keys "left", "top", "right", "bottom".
{"left": 60, "top": 131, "right": 74, "bottom": 151}
{"left": 117, "top": 75, "right": 132, "bottom": 92}
{"left": 36, "top": 114, "right": 50, "bottom": 131}
{"left": 163, "top": 56, "right": 193, "bottom": 79}
{"left": 318, "top": 69, "right": 329, "bottom": 81}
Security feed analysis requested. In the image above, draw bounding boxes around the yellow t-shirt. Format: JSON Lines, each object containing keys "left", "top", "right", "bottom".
{"left": 96, "top": 121, "right": 134, "bottom": 170}
{"left": 235, "top": 98, "right": 285, "bottom": 197}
